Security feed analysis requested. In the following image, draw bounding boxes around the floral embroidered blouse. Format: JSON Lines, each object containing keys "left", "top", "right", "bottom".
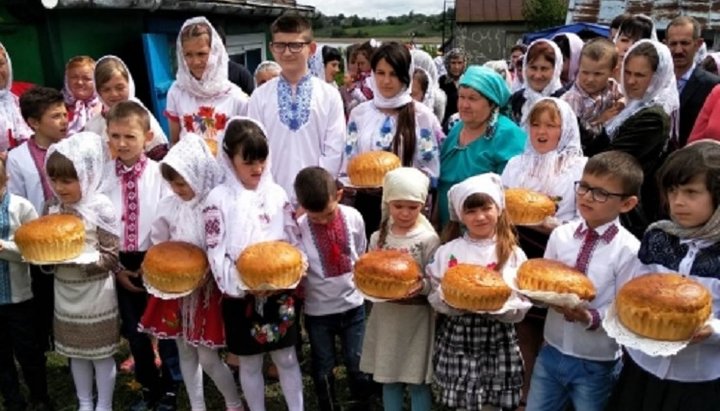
{"left": 165, "top": 83, "right": 248, "bottom": 142}
{"left": 343, "top": 101, "right": 443, "bottom": 183}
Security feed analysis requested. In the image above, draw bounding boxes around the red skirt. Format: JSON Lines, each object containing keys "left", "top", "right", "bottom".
{"left": 180, "top": 279, "right": 226, "bottom": 348}
{"left": 139, "top": 296, "right": 182, "bottom": 339}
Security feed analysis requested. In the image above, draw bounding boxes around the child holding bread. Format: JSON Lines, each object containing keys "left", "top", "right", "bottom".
{"left": 140, "top": 133, "right": 243, "bottom": 411}
{"left": 0, "top": 157, "right": 53, "bottom": 411}
{"left": 204, "top": 117, "right": 303, "bottom": 411}
{"left": 524, "top": 151, "right": 642, "bottom": 411}
{"left": 100, "top": 100, "right": 180, "bottom": 410}
{"left": 608, "top": 141, "right": 720, "bottom": 411}
{"left": 427, "top": 173, "right": 528, "bottom": 411}
{"left": 45, "top": 131, "right": 120, "bottom": 411}
{"left": 500, "top": 97, "right": 587, "bottom": 404}
{"left": 293, "top": 166, "right": 373, "bottom": 411}
{"left": 359, "top": 167, "right": 440, "bottom": 411}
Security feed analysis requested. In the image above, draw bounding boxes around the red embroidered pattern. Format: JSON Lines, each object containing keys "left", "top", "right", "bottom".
{"left": 203, "top": 205, "right": 222, "bottom": 249}
{"left": 308, "top": 211, "right": 352, "bottom": 278}
{"left": 116, "top": 156, "right": 147, "bottom": 251}
{"left": 573, "top": 224, "right": 618, "bottom": 273}
{"left": 181, "top": 106, "right": 228, "bottom": 141}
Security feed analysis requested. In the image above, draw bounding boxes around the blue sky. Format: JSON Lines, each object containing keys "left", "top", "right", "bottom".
{"left": 300, "top": 0, "right": 446, "bottom": 18}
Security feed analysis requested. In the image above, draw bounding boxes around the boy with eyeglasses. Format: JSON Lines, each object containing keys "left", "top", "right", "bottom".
{"left": 247, "top": 15, "right": 345, "bottom": 206}
{"left": 524, "top": 150, "right": 642, "bottom": 411}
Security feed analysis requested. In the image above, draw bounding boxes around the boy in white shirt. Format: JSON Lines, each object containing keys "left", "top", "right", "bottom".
{"left": 525, "top": 151, "right": 642, "bottom": 411}
{"left": 10, "top": 86, "right": 68, "bottom": 354}
{"left": 293, "top": 167, "right": 373, "bottom": 411}
{"left": 247, "top": 15, "right": 345, "bottom": 204}
{"left": 100, "top": 101, "right": 179, "bottom": 411}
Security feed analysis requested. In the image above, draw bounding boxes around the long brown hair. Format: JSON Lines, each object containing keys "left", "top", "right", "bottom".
{"left": 371, "top": 42, "right": 417, "bottom": 166}
{"left": 440, "top": 193, "right": 517, "bottom": 270}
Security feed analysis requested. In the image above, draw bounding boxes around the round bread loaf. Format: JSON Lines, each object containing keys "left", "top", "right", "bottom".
{"left": 142, "top": 241, "right": 208, "bottom": 294}
{"left": 517, "top": 258, "right": 596, "bottom": 301}
{"left": 505, "top": 188, "right": 556, "bottom": 225}
{"left": 15, "top": 214, "right": 85, "bottom": 262}
{"left": 236, "top": 241, "right": 304, "bottom": 290}
{"left": 347, "top": 151, "right": 401, "bottom": 187}
{"left": 617, "top": 273, "right": 711, "bottom": 341}
{"left": 441, "top": 264, "right": 511, "bottom": 311}
{"left": 353, "top": 250, "right": 421, "bottom": 299}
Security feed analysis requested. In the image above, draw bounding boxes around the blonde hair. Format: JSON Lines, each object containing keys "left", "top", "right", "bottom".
{"left": 528, "top": 99, "right": 561, "bottom": 126}
{"left": 94, "top": 57, "right": 129, "bottom": 90}
{"left": 440, "top": 193, "right": 517, "bottom": 270}
{"left": 180, "top": 22, "right": 212, "bottom": 46}
{"left": 66, "top": 55, "right": 95, "bottom": 71}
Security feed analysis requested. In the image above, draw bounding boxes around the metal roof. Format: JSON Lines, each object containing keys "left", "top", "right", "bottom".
{"left": 567, "top": 0, "right": 720, "bottom": 30}
{"left": 40, "top": 0, "right": 317, "bottom": 17}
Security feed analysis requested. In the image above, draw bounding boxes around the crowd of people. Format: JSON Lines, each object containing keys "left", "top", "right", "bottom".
{"left": 0, "top": 10, "right": 719, "bottom": 411}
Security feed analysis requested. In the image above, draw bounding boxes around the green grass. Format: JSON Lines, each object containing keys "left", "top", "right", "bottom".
{"left": 2, "top": 341, "right": 454, "bottom": 410}
{"left": 315, "top": 22, "right": 441, "bottom": 39}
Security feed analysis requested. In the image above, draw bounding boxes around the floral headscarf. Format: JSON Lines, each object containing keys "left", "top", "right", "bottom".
{"left": 63, "top": 56, "right": 102, "bottom": 135}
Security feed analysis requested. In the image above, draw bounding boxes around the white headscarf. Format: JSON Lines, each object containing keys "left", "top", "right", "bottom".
{"left": 175, "top": 17, "right": 232, "bottom": 99}
{"left": 518, "top": 97, "right": 584, "bottom": 193}
{"left": 309, "top": 47, "right": 325, "bottom": 80}
{"left": 483, "top": 60, "right": 513, "bottom": 87}
{"left": 46, "top": 131, "right": 119, "bottom": 236}
{"left": 371, "top": 48, "right": 415, "bottom": 109}
{"left": 0, "top": 43, "right": 31, "bottom": 150}
{"left": 411, "top": 49, "right": 439, "bottom": 107}
{"left": 695, "top": 41, "right": 708, "bottom": 67}
{"left": 381, "top": 167, "right": 435, "bottom": 233}
{"left": 160, "top": 132, "right": 224, "bottom": 245}
{"left": 94, "top": 55, "right": 137, "bottom": 110}
{"left": 606, "top": 40, "right": 679, "bottom": 138}
{"left": 215, "top": 116, "right": 288, "bottom": 261}
{"left": 552, "top": 32, "right": 584, "bottom": 86}
{"left": 448, "top": 173, "right": 504, "bottom": 222}
{"left": 521, "top": 39, "right": 564, "bottom": 123}
{"left": 63, "top": 57, "right": 102, "bottom": 135}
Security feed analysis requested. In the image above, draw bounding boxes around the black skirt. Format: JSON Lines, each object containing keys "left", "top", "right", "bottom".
{"left": 221, "top": 292, "right": 299, "bottom": 356}
{"left": 606, "top": 354, "right": 720, "bottom": 411}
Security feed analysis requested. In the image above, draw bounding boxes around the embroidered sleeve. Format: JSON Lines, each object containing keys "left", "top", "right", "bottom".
{"left": 84, "top": 228, "right": 120, "bottom": 276}
{"left": 414, "top": 126, "right": 440, "bottom": 180}
{"left": 203, "top": 202, "right": 245, "bottom": 298}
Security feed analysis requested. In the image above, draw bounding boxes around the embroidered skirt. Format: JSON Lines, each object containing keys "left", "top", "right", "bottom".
{"left": 222, "top": 292, "right": 299, "bottom": 356}
{"left": 433, "top": 314, "right": 524, "bottom": 411}
{"left": 139, "top": 296, "right": 182, "bottom": 339}
{"left": 53, "top": 266, "right": 120, "bottom": 360}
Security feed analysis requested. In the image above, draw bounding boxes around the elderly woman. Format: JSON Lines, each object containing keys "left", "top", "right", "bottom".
{"left": 436, "top": 65, "right": 527, "bottom": 228}
{"left": 253, "top": 60, "right": 281, "bottom": 88}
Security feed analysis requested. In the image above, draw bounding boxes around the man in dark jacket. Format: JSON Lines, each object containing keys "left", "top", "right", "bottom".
{"left": 216, "top": 25, "right": 255, "bottom": 95}
{"left": 667, "top": 16, "right": 720, "bottom": 148}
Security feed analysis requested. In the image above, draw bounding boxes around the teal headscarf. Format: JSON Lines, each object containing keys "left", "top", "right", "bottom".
{"left": 459, "top": 65, "right": 511, "bottom": 112}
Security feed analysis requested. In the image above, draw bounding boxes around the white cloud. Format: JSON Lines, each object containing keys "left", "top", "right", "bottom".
{"left": 299, "top": 0, "right": 445, "bottom": 18}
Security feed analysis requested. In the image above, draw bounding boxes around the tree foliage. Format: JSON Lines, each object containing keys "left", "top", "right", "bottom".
{"left": 522, "top": 0, "right": 568, "bottom": 30}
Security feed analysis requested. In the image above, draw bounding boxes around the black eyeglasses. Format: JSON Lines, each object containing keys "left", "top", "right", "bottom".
{"left": 270, "top": 42, "right": 310, "bottom": 53}
{"left": 574, "top": 181, "right": 632, "bottom": 203}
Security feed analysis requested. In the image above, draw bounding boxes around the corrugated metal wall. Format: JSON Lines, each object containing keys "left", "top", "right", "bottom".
{"left": 568, "top": 0, "right": 720, "bottom": 30}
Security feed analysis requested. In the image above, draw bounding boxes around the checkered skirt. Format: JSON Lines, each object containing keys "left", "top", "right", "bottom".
{"left": 433, "top": 314, "right": 524, "bottom": 410}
